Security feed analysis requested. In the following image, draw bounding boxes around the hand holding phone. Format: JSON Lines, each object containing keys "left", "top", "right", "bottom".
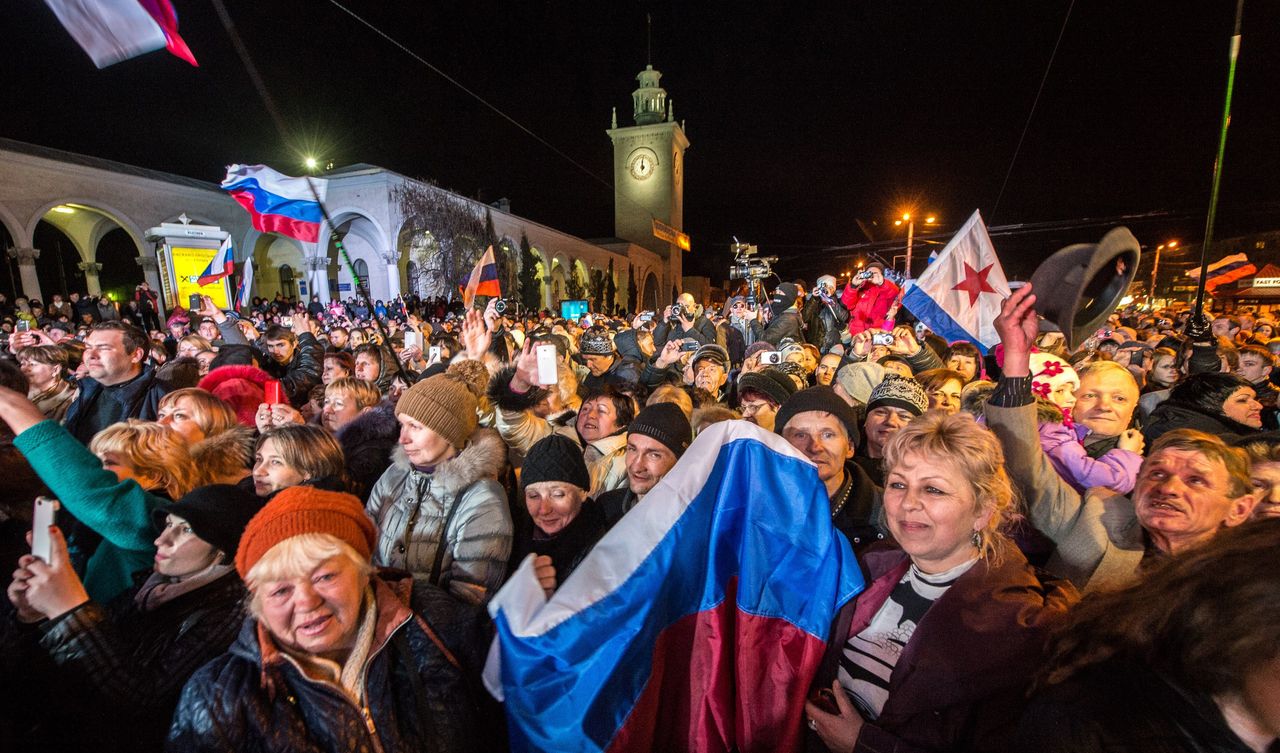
{"left": 428, "top": 345, "right": 442, "bottom": 364}
{"left": 535, "top": 344, "right": 558, "bottom": 385}
{"left": 264, "top": 379, "right": 285, "bottom": 405}
{"left": 32, "top": 497, "right": 58, "bottom": 563}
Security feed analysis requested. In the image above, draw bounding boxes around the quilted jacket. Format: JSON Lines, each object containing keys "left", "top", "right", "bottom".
{"left": 167, "top": 573, "right": 486, "bottom": 753}
{"left": 366, "top": 429, "right": 512, "bottom": 605}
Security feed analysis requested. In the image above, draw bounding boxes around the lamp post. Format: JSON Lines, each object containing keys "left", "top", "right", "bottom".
{"left": 894, "top": 213, "right": 937, "bottom": 279}
{"left": 1150, "top": 240, "right": 1178, "bottom": 306}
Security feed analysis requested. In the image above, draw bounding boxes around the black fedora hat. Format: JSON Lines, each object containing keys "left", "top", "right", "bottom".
{"left": 1029, "top": 227, "right": 1140, "bottom": 349}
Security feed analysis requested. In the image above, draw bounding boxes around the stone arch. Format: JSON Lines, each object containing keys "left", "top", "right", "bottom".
{"left": 497, "top": 235, "right": 520, "bottom": 294}
{"left": 23, "top": 200, "right": 149, "bottom": 300}
{"left": 25, "top": 199, "right": 148, "bottom": 262}
{"left": 252, "top": 235, "right": 306, "bottom": 301}
{"left": 527, "top": 245, "right": 551, "bottom": 308}
{"left": 549, "top": 261, "right": 567, "bottom": 306}
{"left": 0, "top": 201, "right": 25, "bottom": 247}
{"left": 398, "top": 226, "right": 445, "bottom": 299}
{"left": 324, "top": 210, "right": 389, "bottom": 302}
{"left": 643, "top": 270, "right": 661, "bottom": 311}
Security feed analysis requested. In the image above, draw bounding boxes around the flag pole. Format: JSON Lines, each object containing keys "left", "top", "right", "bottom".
{"left": 1188, "top": 0, "right": 1245, "bottom": 329}
{"left": 304, "top": 177, "right": 414, "bottom": 386}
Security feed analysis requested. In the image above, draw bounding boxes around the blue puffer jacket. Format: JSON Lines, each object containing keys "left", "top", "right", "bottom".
{"left": 167, "top": 572, "right": 488, "bottom": 753}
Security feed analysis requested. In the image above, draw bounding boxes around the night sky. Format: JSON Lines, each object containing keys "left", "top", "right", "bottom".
{"left": 6, "top": 1, "right": 1280, "bottom": 285}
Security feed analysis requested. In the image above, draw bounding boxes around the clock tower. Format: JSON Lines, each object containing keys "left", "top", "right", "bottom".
{"left": 608, "top": 64, "right": 690, "bottom": 288}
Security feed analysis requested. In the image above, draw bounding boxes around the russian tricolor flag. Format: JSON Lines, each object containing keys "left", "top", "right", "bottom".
{"left": 221, "top": 165, "right": 327, "bottom": 243}
{"left": 901, "top": 210, "right": 1011, "bottom": 353}
{"left": 462, "top": 245, "right": 502, "bottom": 307}
{"left": 485, "top": 420, "right": 865, "bottom": 753}
{"left": 1186, "top": 252, "right": 1257, "bottom": 292}
{"left": 197, "top": 236, "right": 235, "bottom": 286}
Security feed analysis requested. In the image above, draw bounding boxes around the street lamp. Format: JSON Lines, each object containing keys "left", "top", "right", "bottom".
{"left": 1150, "top": 240, "right": 1179, "bottom": 305}
{"left": 893, "top": 212, "right": 937, "bottom": 279}
{"left": 304, "top": 156, "right": 318, "bottom": 171}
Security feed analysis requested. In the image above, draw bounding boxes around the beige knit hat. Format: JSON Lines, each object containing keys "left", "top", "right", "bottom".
{"left": 395, "top": 373, "right": 478, "bottom": 450}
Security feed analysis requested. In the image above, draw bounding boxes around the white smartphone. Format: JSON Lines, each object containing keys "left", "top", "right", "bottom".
{"left": 428, "top": 345, "right": 442, "bottom": 364}
{"left": 32, "top": 497, "right": 57, "bottom": 563}
{"left": 535, "top": 344, "right": 558, "bottom": 385}
{"left": 404, "top": 330, "right": 419, "bottom": 350}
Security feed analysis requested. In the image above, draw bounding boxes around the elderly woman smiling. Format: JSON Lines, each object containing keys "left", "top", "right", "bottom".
{"left": 168, "top": 486, "right": 483, "bottom": 752}
{"left": 804, "top": 412, "right": 1078, "bottom": 752}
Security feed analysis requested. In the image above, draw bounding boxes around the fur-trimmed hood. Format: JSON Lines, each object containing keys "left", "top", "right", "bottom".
{"left": 191, "top": 425, "right": 255, "bottom": 485}
{"left": 487, "top": 365, "right": 547, "bottom": 412}
{"left": 337, "top": 401, "right": 400, "bottom": 448}
{"left": 390, "top": 426, "right": 506, "bottom": 496}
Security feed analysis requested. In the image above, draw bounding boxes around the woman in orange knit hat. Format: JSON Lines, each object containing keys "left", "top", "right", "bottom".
{"left": 168, "top": 485, "right": 485, "bottom": 753}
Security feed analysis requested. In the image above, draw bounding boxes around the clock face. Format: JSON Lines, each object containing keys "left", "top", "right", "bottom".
{"left": 628, "top": 149, "right": 657, "bottom": 180}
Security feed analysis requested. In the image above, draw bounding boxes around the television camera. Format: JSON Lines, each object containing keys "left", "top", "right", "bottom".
{"left": 728, "top": 239, "right": 777, "bottom": 309}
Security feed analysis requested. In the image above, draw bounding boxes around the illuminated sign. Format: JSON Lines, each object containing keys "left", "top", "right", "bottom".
{"left": 168, "top": 246, "right": 232, "bottom": 309}
{"left": 652, "top": 219, "right": 691, "bottom": 251}
{"left": 1251, "top": 277, "right": 1280, "bottom": 288}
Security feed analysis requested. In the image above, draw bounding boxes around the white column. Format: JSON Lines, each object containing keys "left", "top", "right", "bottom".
{"left": 78, "top": 261, "right": 103, "bottom": 296}
{"left": 305, "top": 255, "right": 332, "bottom": 304}
{"left": 8, "top": 247, "right": 43, "bottom": 302}
{"left": 381, "top": 251, "right": 401, "bottom": 299}
{"left": 135, "top": 255, "right": 163, "bottom": 293}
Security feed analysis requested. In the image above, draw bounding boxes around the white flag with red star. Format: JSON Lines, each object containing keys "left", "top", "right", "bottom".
{"left": 901, "top": 210, "right": 1010, "bottom": 352}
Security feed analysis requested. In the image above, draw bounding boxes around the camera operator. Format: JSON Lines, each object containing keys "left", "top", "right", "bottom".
{"left": 762, "top": 283, "right": 804, "bottom": 347}
{"left": 842, "top": 261, "right": 900, "bottom": 337}
{"left": 653, "top": 293, "right": 715, "bottom": 349}
{"left": 803, "top": 274, "right": 851, "bottom": 352}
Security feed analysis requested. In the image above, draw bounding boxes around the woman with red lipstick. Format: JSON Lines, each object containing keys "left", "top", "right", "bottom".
{"left": 3, "top": 485, "right": 261, "bottom": 753}
{"left": 803, "top": 413, "right": 1079, "bottom": 753}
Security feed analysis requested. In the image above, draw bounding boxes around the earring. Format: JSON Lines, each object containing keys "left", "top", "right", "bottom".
{"left": 971, "top": 530, "right": 982, "bottom": 549}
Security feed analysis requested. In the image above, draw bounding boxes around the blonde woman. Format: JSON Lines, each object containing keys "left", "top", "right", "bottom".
{"left": 158, "top": 388, "right": 255, "bottom": 485}
{"left": 168, "top": 487, "right": 483, "bottom": 752}
{"left": 804, "top": 412, "right": 1079, "bottom": 752}
{"left": 0, "top": 384, "right": 198, "bottom": 601}
{"left": 18, "top": 345, "right": 77, "bottom": 421}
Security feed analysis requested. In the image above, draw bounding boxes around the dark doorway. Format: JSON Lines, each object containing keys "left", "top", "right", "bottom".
{"left": 32, "top": 221, "right": 84, "bottom": 302}
{"left": 97, "top": 228, "right": 143, "bottom": 299}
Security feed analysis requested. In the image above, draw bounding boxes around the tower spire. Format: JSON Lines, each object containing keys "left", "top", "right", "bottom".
{"left": 646, "top": 13, "right": 652, "bottom": 65}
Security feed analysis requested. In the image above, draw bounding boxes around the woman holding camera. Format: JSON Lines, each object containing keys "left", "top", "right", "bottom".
{"left": 842, "top": 261, "right": 899, "bottom": 338}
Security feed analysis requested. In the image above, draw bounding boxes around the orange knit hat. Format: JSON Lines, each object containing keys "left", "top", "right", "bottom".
{"left": 235, "top": 486, "right": 378, "bottom": 578}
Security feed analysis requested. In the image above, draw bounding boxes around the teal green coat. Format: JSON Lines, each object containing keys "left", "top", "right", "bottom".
{"left": 15, "top": 420, "right": 161, "bottom": 602}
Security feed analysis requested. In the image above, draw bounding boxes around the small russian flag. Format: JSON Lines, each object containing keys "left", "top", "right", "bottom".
{"left": 198, "top": 236, "right": 235, "bottom": 287}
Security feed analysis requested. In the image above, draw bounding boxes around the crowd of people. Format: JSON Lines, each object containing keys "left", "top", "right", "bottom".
{"left": 1, "top": 265, "right": 1279, "bottom": 753}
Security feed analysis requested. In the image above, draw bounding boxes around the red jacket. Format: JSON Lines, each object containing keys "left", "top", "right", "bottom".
{"left": 841, "top": 279, "right": 899, "bottom": 336}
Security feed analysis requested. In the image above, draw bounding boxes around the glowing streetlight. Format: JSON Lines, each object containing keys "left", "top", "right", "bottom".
{"left": 894, "top": 211, "right": 938, "bottom": 279}
{"left": 304, "top": 156, "right": 318, "bottom": 171}
{"left": 1150, "top": 240, "right": 1181, "bottom": 304}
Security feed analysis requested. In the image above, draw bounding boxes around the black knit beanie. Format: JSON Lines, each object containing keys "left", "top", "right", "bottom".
{"left": 152, "top": 484, "right": 265, "bottom": 558}
{"left": 739, "top": 368, "right": 798, "bottom": 407}
{"left": 774, "top": 386, "right": 861, "bottom": 447}
{"left": 628, "top": 403, "right": 693, "bottom": 458}
{"left": 522, "top": 434, "right": 592, "bottom": 493}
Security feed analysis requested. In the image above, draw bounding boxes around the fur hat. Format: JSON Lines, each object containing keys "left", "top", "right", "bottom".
{"left": 396, "top": 373, "right": 478, "bottom": 451}
{"left": 867, "top": 375, "right": 928, "bottom": 416}
{"left": 199, "top": 365, "right": 275, "bottom": 427}
{"left": 235, "top": 486, "right": 376, "bottom": 578}
{"left": 521, "top": 434, "right": 591, "bottom": 493}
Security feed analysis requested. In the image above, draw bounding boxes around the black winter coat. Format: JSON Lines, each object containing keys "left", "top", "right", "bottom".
{"left": 337, "top": 402, "right": 400, "bottom": 501}
{"left": 803, "top": 296, "right": 850, "bottom": 352}
{"left": 1142, "top": 400, "right": 1257, "bottom": 447}
{"left": 762, "top": 309, "right": 804, "bottom": 347}
{"left": 0, "top": 570, "right": 246, "bottom": 753}
{"left": 258, "top": 332, "right": 324, "bottom": 407}
{"left": 167, "top": 572, "right": 487, "bottom": 753}
{"left": 63, "top": 362, "right": 172, "bottom": 445}
{"left": 511, "top": 500, "right": 608, "bottom": 586}
{"left": 1015, "top": 659, "right": 1256, "bottom": 753}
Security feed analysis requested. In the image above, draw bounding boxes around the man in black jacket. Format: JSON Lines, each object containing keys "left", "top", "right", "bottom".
{"left": 762, "top": 282, "right": 804, "bottom": 347}
{"left": 258, "top": 313, "right": 324, "bottom": 407}
{"left": 803, "top": 275, "right": 850, "bottom": 352}
{"left": 653, "top": 293, "right": 716, "bottom": 348}
{"left": 64, "top": 321, "right": 172, "bottom": 445}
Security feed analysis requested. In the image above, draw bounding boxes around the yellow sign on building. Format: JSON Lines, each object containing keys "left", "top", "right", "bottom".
{"left": 169, "top": 246, "right": 232, "bottom": 309}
